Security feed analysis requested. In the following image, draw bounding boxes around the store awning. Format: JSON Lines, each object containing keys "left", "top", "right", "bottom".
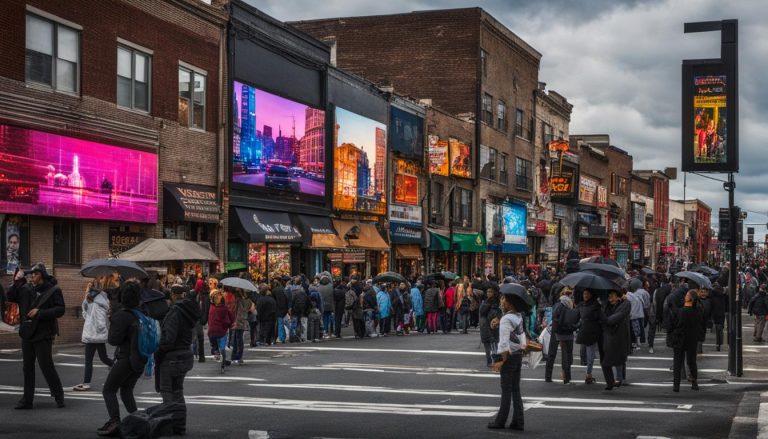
{"left": 390, "top": 222, "right": 423, "bottom": 245}
{"left": 294, "top": 215, "right": 347, "bottom": 249}
{"left": 395, "top": 244, "right": 423, "bottom": 259}
{"left": 163, "top": 183, "right": 220, "bottom": 224}
{"left": 428, "top": 229, "right": 451, "bottom": 251}
{"left": 233, "top": 207, "right": 302, "bottom": 243}
{"left": 502, "top": 243, "right": 530, "bottom": 255}
{"left": 118, "top": 238, "right": 219, "bottom": 262}
{"left": 453, "top": 232, "right": 487, "bottom": 253}
{"left": 333, "top": 220, "right": 389, "bottom": 251}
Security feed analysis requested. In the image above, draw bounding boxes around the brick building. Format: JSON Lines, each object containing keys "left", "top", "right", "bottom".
{"left": 569, "top": 135, "right": 612, "bottom": 259}
{"left": 292, "top": 8, "right": 542, "bottom": 276}
{"left": 0, "top": 0, "right": 227, "bottom": 348}
{"left": 634, "top": 169, "right": 673, "bottom": 270}
{"left": 683, "top": 199, "right": 712, "bottom": 264}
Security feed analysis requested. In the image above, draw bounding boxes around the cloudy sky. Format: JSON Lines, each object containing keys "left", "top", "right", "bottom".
{"left": 255, "top": 0, "right": 767, "bottom": 237}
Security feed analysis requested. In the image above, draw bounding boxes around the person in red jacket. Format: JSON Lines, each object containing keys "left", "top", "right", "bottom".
{"left": 207, "top": 289, "right": 234, "bottom": 361}
{"left": 443, "top": 281, "right": 457, "bottom": 333}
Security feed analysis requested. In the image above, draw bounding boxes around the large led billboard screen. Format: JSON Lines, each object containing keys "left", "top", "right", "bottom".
{"left": 232, "top": 81, "right": 326, "bottom": 197}
{"left": 333, "top": 107, "right": 387, "bottom": 215}
{"left": 0, "top": 125, "right": 157, "bottom": 223}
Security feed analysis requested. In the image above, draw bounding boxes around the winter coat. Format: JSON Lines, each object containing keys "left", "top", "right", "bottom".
{"left": 748, "top": 291, "right": 768, "bottom": 316}
{"left": 443, "top": 287, "right": 456, "bottom": 310}
{"left": 235, "top": 297, "right": 253, "bottom": 329}
{"left": 207, "top": 303, "right": 234, "bottom": 337}
{"left": 256, "top": 295, "right": 277, "bottom": 322}
{"left": 653, "top": 284, "right": 671, "bottom": 323}
{"left": 479, "top": 298, "right": 502, "bottom": 343}
{"left": 273, "top": 285, "right": 289, "bottom": 317}
{"left": 709, "top": 287, "right": 727, "bottom": 325}
{"left": 423, "top": 287, "right": 440, "bottom": 313}
{"left": 7, "top": 278, "right": 65, "bottom": 342}
{"left": 290, "top": 289, "right": 311, "bottom": 317}
{"left": 318, "top": 278, "right": 334, "bottom": 313}
{"left": 553, "top": 295, "right": 579, "bottom": 341}
{"left": 362, "top": 289, "right": 377, "bottom": 311}
{"left": 601, "top": 299, "right": 631, "bottom": 367}
{"left": 158, "top": 297, "right": 200, "bottom": 356}
{"left": 626, "top": 292, "right": 645, "bottom": 320}
{"left": 345, "top": 289, "right": 362, "bottom": 319}
{"left": 377, "top": 290, "right": 391, "bottom": 319}
{"left": 410, "top": 287, "right": 424, "bottom": 316}
{"left": 575, "top": 298, "right": 602, "bottom": 346}
{"left": 81, "top": 290, "right": 110, "bottom": 344}
{"left": 108, "top": 307, "right": 146, "bottom": 373}
{"left": 333, "top": 286, "right": 347, "bottom": 315}
{"left": 672, "top": 306, "right": 705, "bottom": 350}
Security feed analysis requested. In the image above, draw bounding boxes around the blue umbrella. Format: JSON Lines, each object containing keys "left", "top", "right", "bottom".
{"left": 80, "top": 258, "right": 147, "bottom": 279}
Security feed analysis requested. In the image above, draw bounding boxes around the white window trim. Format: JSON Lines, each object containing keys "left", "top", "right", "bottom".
{"left": 178, "top": 64, "right": 206, "bottom": 130}
{"left": 26, "top": 5, "right": 82, "bottom": 30}
{"left": 116, "top": 44, "right": 152, "bottom": 113}
{"left": 117, "top": 37, "right": 153, "bottom": 55}
{"left": 179, "top": 60, "right": 207, "bottom": 76}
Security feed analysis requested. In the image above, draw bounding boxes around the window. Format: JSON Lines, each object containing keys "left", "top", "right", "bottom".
{"left": 559, "top": 130, "right": 565, "bottom": 140}
{"left": 612, "top": 174, "right": 629, "bottom": 196}
{"left": 25, "top": 13, "right": 80, "bottom": 93}
{"left": 53, "top": 221, "right": 81, "bottom": 265}
{"left": 480, "top": 49, "right": 488, "bottom": 78}
{"left": 482, "top": 93, "right": 493, "bottom": 125}
{"left": 430, "top": 181, "right": 444, "bottom": 225}
{"left": 454, "top": 187, "right": 473, "bottom": 227}
{"left": 515, "top": 158, "right": 533, "bottom": 191}
{"left": 499, "top": 154, "right": 508, "bottom": 185}
{"left": 479, "top": 145, "right": 497, "bottom": 180}
{"left": 117, "top": 45, "right": 151, "bottom": 111}
{"left": 496, "top": 100, "right": 507, "bottom": 131}
{"left": 543, "top": 123, "right": 553, "bottom": 146}
{"left": 515, "top": 109, "right": 525, "bottom": 138}
{"left": 179, "top": 65, "right": 206, "bottom": 129}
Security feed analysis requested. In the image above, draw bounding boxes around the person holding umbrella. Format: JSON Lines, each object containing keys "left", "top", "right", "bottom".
{"left": 601, "top": 289, "right": 631, "bottom": 389}
{"left": 487, "top": 284, "right": 529, "bottom": 431}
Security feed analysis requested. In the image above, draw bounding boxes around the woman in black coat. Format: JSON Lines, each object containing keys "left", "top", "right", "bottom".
{"left": 671, "top": 291, "right": 705, "bottom": 392}
{"left": 576, "top": 289, "right": 602, "bottom": 384}
{"left": 601, "top": 290, "right": 631, "bottom": 390}
{"left": 709, "top": 283, "right": 727, "bottom": 351}
{"left": 479, "top": 287, "right": 503, "bottom": 367}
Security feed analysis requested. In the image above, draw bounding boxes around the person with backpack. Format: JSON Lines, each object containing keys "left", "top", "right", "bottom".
{"left": 552, "top": 289, "right": 579, "bottom": 384}
{"left": 98, "top": 282, "right": 149, "bottom": 436}
{"left": 317, "top": 273, "right": 335, "bottom": 338}
{"left": 7, "top": 263, "right": 66, "bottom": 410}
{"left": 345, "top": 281, "right": 364, "bottom": 338}
{"left": 479, "top": 285, "right": 502, "bottom": 367}
{"left": 74, "top": 278, "right": 115, "bottom": 392}
{"left": 423, "top": 281, "right": 441, "bottom": 334}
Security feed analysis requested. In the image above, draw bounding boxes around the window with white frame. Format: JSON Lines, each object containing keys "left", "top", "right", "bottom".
{"left": 25, "top": 13, "right": 80, "bottom": 93}
{"left": 117, "top": 44, "right": 151, "bottom": 111}
{"left": 497, "top": 100, "right": 507, "bottom": 131}
{"left": 179, "top": 65, "right": 206, "bottom": 129}
{"left": 482, "top": 93, "right": 493, "bottom": 125}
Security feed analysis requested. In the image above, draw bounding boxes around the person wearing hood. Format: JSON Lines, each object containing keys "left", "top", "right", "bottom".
{"left": 552, "top": 289, "right": 579, "bottom": 384}
{"left": 317, "top": 273, "right": 335, "bottom": 338}
{"left": 256, "top": 285, "right": 277, "bottom": 345}
{"left": 626, "top": 283, "right": 646, "bottom": 352}
{"left": 601, "top": 289, "right": 631, "bottom": 389}
{"left": 7, "top": 263, "right": 66, "bottom": 410}
{"left": 576, "top": 289, "right": 602, "bottom": 384}
{"left": 74, "top": 277, "right": 115, "bottom": 392}
{"left": 423, "top": 281, "right": 441, "bottom": 334}
{"left": 155, "top": 286, "right": 200, "bottom": 435}
{"left": 377, "top": 285, "right": 392, "bottom": 336}
{"left": 410, "top": 283, "right": 425, "bottom": 333}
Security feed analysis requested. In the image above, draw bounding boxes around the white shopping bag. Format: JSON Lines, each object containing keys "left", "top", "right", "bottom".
{"left": 522, "top": 351, "right": 543, "bottom": 370}
{"left": 538, "top": 326, "right": 551, "bottom": 356}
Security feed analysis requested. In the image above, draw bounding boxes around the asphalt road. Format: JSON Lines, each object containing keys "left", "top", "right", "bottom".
{"left": 0, "top": 322, "right": 756, "bottom": 439}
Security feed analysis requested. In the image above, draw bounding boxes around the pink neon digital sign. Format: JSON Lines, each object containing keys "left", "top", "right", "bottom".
{"left": 0, "top": 125, "right": 158, "bottom": 223}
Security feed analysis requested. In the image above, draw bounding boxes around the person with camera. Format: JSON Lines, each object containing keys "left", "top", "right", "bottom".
{"left": 7, "top": 263, "right": 66, "bottom": 410}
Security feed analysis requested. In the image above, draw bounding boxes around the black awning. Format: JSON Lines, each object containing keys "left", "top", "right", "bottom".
{"left": 293, "top": 215, "right": 347, "bottom": 249}
{"left": 163, "top": 183, "right": 220, "bottom": 224}
{"left": 233, "top": 207, "right": 302, "bottom": 243}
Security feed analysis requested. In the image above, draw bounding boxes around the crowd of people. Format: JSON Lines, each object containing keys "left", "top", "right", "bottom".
{"left": 3, "top": 257, "right": 765, "bottom": 435}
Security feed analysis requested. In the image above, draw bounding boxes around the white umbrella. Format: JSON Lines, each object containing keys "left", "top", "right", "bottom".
{"left": 220, "top": 277, "right": 257, "bottom": 292}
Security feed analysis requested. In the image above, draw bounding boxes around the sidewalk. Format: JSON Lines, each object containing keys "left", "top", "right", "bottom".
{"left": 727, "top": 311, "right": 768, "bottom": 439}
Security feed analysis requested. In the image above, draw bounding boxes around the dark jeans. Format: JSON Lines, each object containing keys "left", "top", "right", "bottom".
{"left": 647, "top": 317, "right": 657, "bottom": 348}
{"left": 444, "top": 308, "right": 454, "bottom": 332}
{"left": 259, "top": 320, "right": 275, "bottom": 344}
{"left": 493, "top": 352, "right": 524, "bottom": 427}
{"left": 559, "top": 339, "right": 574, "bottom": 382}
{"left": 84, "top": 343, "right": 114, "bottom": 384}
{"left": 102, "top": 358, "right": 141, "bottom": 420}
{"left": 380, "top": 316, "right": 392, "bottom": 335}
{"left": 249, "top": 320, "right": 259, "bottom": 346}
{"left": 458, "top": 311, "right": 470, "bottom": 333}
{"left": 714, "top": 323, "right": 724, "bottom": 347}
{"left": 544, "top": 331, "right": 559, "bottom": 381}
{"left": 21, "top": 338, "right": 63, "bottom": 403}
{"left": 228, "top": 329, "right": 245, "bottom": 361}
{"left": 157, "top": 352, "right": 193, "bottom": 404}
{"left": 483, "top": 342, "right": 498, "bottom": 366}
{"left": 352, "top": 318, "right": 365, "bottom": 338}
{"left": 192, "top": 322, "right": 205, "bottom": 358}
{"left": 334, "top": 309, "right": 344, "bottom": 338}
{"left": 673, "top": 346, "right": 698, "bottom": 386}
{"left": 323, "top": 311, "right": 334, "bottom": 335}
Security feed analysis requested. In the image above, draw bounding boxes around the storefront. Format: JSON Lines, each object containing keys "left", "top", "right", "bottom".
{"left": 390, "top": 221, "right": 424, "bottom": 278}
{"left": 427, "top": 229, "right": 450, "bottom": 273}
{"left": 330, "top": 219, "right": 389, "bottom": 278}
{"left": 293, "top": 214, "right": 347, "bottom": 276}
{"left": 230, "top": 207, "right": 302, "bottom": 281}
{"left": 452, "top": 232, "right": 486, "bottom": 276}
{"left": 162, "top": 183, "right": 220, "bottom": 245}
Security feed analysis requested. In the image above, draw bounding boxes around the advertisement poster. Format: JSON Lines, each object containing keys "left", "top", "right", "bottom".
{"left": 597, "top": 185, "right": 608, "bottom": 208}
{"left": 485, "top": 203, "right": 503, "bottom": 244}
{"left": 449, "top": 138, "right": 472, "bottom": 178}
{"left": 579, "top": 175, "right": 598, "bottom": 205}
{"left": 389, "top": 204, "right": 422, "bottom": 224}
{"left": 549, "top": 160, "right": 578, "bottom": 200}
{"left": 633, "top": 203, "right": 646, "bottom": 230}
{"left": 0, "top": 124, "right": 157, "bottom": 223}
{"left": 428, "top": 135, "right": 449, "bottom": 176}
{"left": 692, "top": 75, "right": 727, "bottom": 165}
{"left": 232, "top": 81, "right": 326, "bottom": 197}
{"left": 393, "top": 159, "right": 419, "bottom": 205}
{"left": 503, "top": 203, "right": 527, "bottom": 245}
{"left": 334, "top": 107, "right": 387, "bottom": 215}
{"left": 390, "top": 107, "right": 424, "bottom": 159}
{"left": 5, "top": 220, "right": 20, "bottom": 274}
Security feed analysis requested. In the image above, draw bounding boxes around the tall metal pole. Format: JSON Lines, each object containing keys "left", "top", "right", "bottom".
{"left": 556, "top": 218, "right": 563, "bottom": 273}
{"left": 726, "top": 174, "right": 741, "bottom": 376}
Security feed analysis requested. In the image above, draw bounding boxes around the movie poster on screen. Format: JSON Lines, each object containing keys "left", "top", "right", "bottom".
{"left": 428, "top": 135, "right": 448, "bottom": 176}
{"left": 232, "top": 81, "right": 326, "bottom": 197}
{"left": 692, "top": 75, "right": 727, "bottom": 165}
{"left": 333, "top": 107, "right": 387, "bottom": 215}
{"left": 0, "top": 125, "right": 157, "bottom": 223}
{"left": 503, "top": 203, "right": 527, "bottom": 246}
{"left": 449, "top": 138, "right": 471, "bottom": 178}
{"left": 390, "top": 107, "right": 424, "bottom": 159}
{"left": 5, "top": 220, "right": 20, "bottom": 274}
{"left": 550, "top": 160, "right": 577, "bottom": 200}
{"left": 393, "top": 159, "right": 419, "bottom": 205}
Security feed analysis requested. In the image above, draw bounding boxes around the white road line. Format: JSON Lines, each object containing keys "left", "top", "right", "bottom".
{"left": 255, "top": 346, "right": 484, "bottom": 356}
{"left": 759, "top": 401, "right": 768, "bottom": 438}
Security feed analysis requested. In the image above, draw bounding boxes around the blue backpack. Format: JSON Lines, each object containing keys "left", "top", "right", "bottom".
{"left": 130, "top": 309, "right": 160, "bottom": 377}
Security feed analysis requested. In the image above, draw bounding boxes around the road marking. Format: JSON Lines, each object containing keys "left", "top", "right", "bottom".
{"left": 759, "top": 402, "right": 768, "bottom": 438}
{"left": 255, "top": 346, "right": 484, "bottom": 356}
{"left": 187, "top": 376, "right": 265, "bottom": 382}
{"left": 249, "top": 431, "right": 270, "bottom": 439}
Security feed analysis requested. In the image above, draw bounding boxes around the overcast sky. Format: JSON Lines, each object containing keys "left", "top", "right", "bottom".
{"left": 255, "top": 0, "right": 768, "bottom": 236}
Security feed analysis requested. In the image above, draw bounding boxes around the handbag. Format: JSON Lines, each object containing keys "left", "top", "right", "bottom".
{"left": 3, "top": 302, "right": 20, "bottom": 326}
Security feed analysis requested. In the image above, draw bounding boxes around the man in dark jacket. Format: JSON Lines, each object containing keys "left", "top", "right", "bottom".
{"left": 8, "top": 264, "right": 65, "bottom": 410}
{"left": 191, "top": 280, "right": 210, "bottom": 363}
{"left": 155, "top": 287, "right": 200, "bottom": 435}
{"left": 256, "top": 286, "right": 277, "bottom": 345}
{"left": 709, "top": 283, "right": 727, "bottom": 350}
{"left": 648, "top": 278, "right": 672, "bottom": 354}
{"left": 272, "top": 279, "right": 289, "bottom": 343}
{"left": 288, "top": 279, "right": 310, "bottom": 342}
{"left": 333, "top": 281, "right": 347, "bottom": 338}
{"left": 317, "top": 274, "right": 335, "bottom": 338}
{"left": 748, "top": 284, "right": 768, "bottom": 342}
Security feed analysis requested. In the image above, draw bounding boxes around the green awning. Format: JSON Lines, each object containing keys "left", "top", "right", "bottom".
{"left": 429, "top": 231, "right": 451, "bottom": 251}
{"left": 453, "top": 233, "right": 487, "bottom": 253}
{"left": 225, "top": 261, "right": 246, "bottom": 272}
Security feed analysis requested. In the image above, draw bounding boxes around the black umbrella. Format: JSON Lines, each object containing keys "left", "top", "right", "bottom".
{"left": 579, "top": 262, "right": 627, "bottom": 282}
{"left": 560, "top": 272, "right": 622, "bottom": 292}
{"left": 425, "top": 272, "right": 446, "bottom": 281}
{"left": 373, "top": 271, "right": 406, "bottom": 284}
{"left": 641, "top": 267, "right": 656, "bottom": 275}
{"left": 499, "top": 283, "right": 533, "bottom": 313}
{"left": 690, "top": 265, "right": 719, "bottom": 276}
{"left": 80, "top": 258, "right": 148, "bottom": 279}
{"left": 579, "top": 256, "right": 620, "bottom": 268}
{"left": 674, "top": 271, "right": 713, "bottom": 290}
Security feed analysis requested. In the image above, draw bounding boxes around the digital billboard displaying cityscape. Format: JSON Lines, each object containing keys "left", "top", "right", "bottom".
{"left": 232, "top": 81, "right": 326, "bottom": 197}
